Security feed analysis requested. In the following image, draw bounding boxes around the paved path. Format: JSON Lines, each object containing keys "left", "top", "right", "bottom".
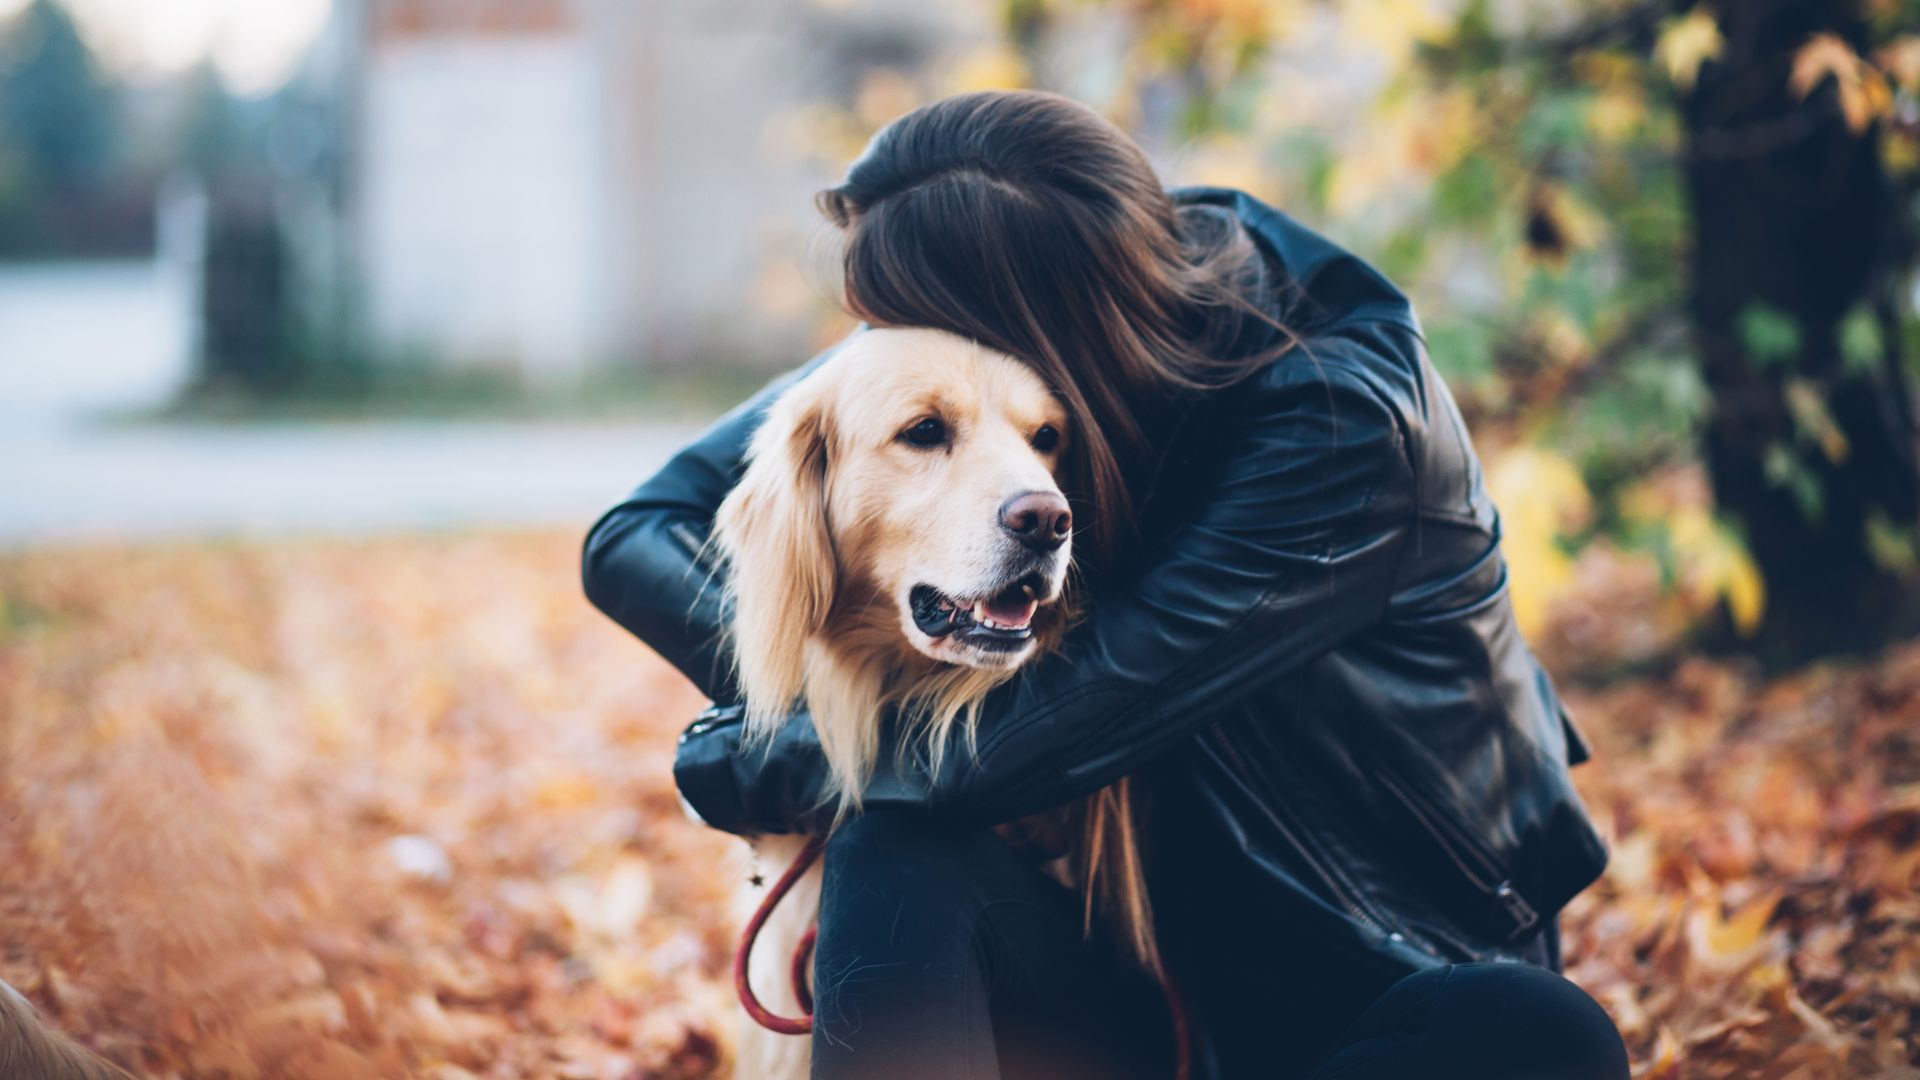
{"left": 0, "top": 418, "right": 708, "bottom": 549}
{"left": 0, "top": 259, "right": 716, "bottom": 549}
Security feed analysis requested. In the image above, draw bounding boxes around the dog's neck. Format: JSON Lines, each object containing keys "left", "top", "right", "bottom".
{"left": 818, "top": 604, "right": 950, "bottom": 711}
{"left": 796, "top": 586, "right": 1027, "bottom": 805}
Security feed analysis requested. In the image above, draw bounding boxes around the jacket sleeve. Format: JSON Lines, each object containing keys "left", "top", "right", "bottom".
{"left": 581, "top": 343, "right": 843, "bottom": 701}
{"left": 673, "top": 340, "right": 1419, "bottom": 833}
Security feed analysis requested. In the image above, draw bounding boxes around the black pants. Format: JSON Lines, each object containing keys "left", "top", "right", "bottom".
{"left": 810, "top": 809, "right": 1629, "bottom": 1080}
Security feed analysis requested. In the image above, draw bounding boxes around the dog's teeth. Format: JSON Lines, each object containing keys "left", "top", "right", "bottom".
{"left": 1021, "top": 583, "right": 1036, "bottom": 601}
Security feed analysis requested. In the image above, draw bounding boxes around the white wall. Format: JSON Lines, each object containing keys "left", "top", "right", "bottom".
{"left": 345, "top": 0, "right": 994, "bottom": 376}
{"left": 609, "top": 0, "right": 995, "bottom": 368}
{"left": 0, "top": 258, "right": 197, "bottom": 428}
{"left": 357, "top": 35, "right": 605, "bottom": 382}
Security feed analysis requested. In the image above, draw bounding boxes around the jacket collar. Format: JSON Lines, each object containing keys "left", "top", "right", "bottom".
{"left": 1171, "top": 186, "right": 1423, "bottom": 338}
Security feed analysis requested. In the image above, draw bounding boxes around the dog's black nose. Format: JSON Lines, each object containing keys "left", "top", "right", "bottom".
{"left": 999, "top": 491, "right": 1071, "bottom": 551}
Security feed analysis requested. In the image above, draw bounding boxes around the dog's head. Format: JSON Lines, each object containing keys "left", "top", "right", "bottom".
{"left": 715, "top": 327, "right": 1072, "bottom": 726}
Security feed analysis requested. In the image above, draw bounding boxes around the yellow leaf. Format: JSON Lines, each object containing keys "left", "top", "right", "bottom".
{"left": 1886, "top": 129, "right": 1920, "bottom": 176}
{"left": 1641, "top": 1026, "right": 1681, "bottom": 1078}
{"left": 1784, "top": 377, "right": 1850, "bottom": 464}
{"left": 1666, "top": 507, "right": 1766, "bottom": 636}
{"left": 1718, "top": 893, "right": 1778, "bottom": 953}
{"left": 1341, "top": 0, "right": 1450, "bottom": 65}
{"left": 1402, "top": 87, "right": 1480, "bottom": 176}
{"left": 1487, "top": 448, "right": 1592, "bottom": 636}
{"left": 1688, "top": 890, "right": 1779, "bottom": 963}
{"left": 1722, "top": 543, "right": 1765, "bottom": 636}
{"left": 1878, "top": 35, "right": 1920, "bottom": 92}
{"left": 1537, "top": 307, "right": 1592, "bottom": 365}
{"left": 1323, "top": 141, "right": 1398, "bottom": 218}
{"left": 1325, "top": 90, "right": 1478, "bottom": 217}
{"left": 1176, "top": 134, "right": 1279, "bottom": 202}
{"left": 1792, "top": 33, "right": 1894, "bottom": 133}
{"left": 854, "top": 68, "right": 921, "bottom": 132}
{"left": 946, "top": 45, "right": 1029, "bottom": 94}
{"left": 1656, "top": 8, "right": 1725, "bottom": 91}
{"left": 1588, "top": 83, "right": 1648, "bottom": 142}
{"left": 534, "top": 769, "right": 599, "bottom": 809}
{"left": 1175, "top": 0, "right": 1281, "bottom": 33}
{"left": 1489, "top": 447, "right": 1593, "bottom": 536}
{"left": 1744, "top": 959, "right": 1789, "bottom": 993}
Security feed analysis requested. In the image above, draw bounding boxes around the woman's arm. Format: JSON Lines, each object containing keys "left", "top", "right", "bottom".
{"left": 674, "top": 336, "right": 1419, "bottom": 833}
{"left": 581, "top": 344, "right": 844, "bottom": 700}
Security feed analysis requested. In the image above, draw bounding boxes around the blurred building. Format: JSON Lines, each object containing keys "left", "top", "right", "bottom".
{"left": 0, "top": 179, "right": 203, "bottom": 426}
{"left": 327, "top": 0, "right": 992, "bottom": 383}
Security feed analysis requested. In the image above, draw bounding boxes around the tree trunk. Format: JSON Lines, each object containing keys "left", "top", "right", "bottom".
{"left": 1681, "top": 0, "right": 1920, "bottom": 666}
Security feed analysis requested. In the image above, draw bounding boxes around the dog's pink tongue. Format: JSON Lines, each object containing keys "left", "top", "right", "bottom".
{"left": 981, "top": 593, "right": 1038, "bottom": 629}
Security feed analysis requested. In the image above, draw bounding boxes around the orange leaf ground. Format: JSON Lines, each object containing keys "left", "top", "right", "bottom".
{"left": 1, "top": 532, "right": 1916, "bottom": 1078}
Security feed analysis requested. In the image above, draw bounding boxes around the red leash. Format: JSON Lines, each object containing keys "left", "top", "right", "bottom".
{"left": 735, "top": 837, "right": 1191, "bottom": 1080}
{"left": 734, "top": 835, "right": 826, "bottom": 1035}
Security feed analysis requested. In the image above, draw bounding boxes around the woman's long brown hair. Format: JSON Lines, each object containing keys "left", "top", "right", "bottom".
{"left": 818, "top": 89, "right": 1297, "bottom": 971}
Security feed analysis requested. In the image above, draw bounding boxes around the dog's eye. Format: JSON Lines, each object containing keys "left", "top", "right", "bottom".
{"left": 899, "top": 417, "right": 949, "bottom": 449}
{"left": 1031, "top": 425, "right": 1060, "bottom": 454}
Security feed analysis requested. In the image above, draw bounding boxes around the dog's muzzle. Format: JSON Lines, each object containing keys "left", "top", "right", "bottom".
{"left": 909, "top": 573, "right": 1053, "bottom": 652}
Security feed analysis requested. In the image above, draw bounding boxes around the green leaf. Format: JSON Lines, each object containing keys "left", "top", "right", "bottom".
{"left": 1736, "top": 304, "right": 1802, "bottom": 367}
{"left": 1517, "top": 93, "right": 1591, "bottom": 158}
{"left": 1762, "top": 442, "right": 1825, "bottom": 524}
{"left": 1277, "top": 131, "right": 1337, "bottom": 219}
{"left": 1423, "top": 317, "right": 1498, "bottom": 388}
{"left": 1838, "top": 306, "right": 1884, "bottom": 376}
{"left": 1562, "top": 348, "right": 1703, "bottom": 496}
{"left": 1866, "top": 510, "right": 1919, "bottom": 577}
{"left": 1903, "top": 311, "right": 1920, "bottom": 378}
{"left": 1432, "top": 153, "right": 1499, "bottom": 227}
{"left": 1377, "top": 225, "right": 1428, "bottom": 282}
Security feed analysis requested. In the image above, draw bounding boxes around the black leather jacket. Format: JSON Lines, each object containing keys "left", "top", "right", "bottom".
{"left": 583, "top": 188, "right": 1608, "bottom": 1077}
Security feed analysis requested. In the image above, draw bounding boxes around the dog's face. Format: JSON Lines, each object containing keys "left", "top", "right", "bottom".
{"left": 717, "top": 327, "right": 1072, "bottom": 694}
{"left": 821, "top": 330, "right": 1073, "bottom": 669}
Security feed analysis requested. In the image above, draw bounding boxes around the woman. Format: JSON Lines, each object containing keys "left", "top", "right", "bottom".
{"left": 584, "top": 91, "right": 1628, "bottom": 1080}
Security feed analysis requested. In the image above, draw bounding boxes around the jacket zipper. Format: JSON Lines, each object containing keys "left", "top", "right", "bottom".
{"left": 1207, "top": 724, "right": 1397, "bottom": 939}
{"left": 670, "top": 521, "right": 722, "bottom": 572}
{"left": 1373, "top": 769, "right": 1538, "bottom": 939}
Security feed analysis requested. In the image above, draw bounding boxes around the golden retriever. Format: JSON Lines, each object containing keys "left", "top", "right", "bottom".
{"left": 0, "top": 980, "right": 133, "bottom": 1080}
{"left": 714, "top": 327, "right": 1152, "bottom": 1078}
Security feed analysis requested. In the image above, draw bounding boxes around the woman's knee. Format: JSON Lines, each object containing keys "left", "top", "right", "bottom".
{"left": 1423, "top": 963, "right": 1628, "bottom": 1080}
{"left": 810, "top": 811, "right": 1007, "bottom": 1050}
{"left": 824, "top": 808, "right": 999, "bottom": 889}
{"left": 1318, "top": 962, "right": 1627, "bottom": 1080}
{"left": 816, "top": 808, "right": 1077, "bottom": 966}
{"left": 817, "top": 808, "right": 1016, "bottom": 935}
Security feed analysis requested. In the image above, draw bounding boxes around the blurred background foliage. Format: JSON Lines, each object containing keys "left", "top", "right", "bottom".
{"left": 3, "top": 0, "right": 1918, "bottom": 666}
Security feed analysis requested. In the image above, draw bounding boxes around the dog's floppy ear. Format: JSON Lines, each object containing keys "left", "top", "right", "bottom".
{"left": 714, "top": 376, "right": 835, "bottom": 737}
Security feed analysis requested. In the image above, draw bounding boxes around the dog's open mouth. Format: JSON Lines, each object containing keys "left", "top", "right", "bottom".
{"left": 909, "top": 577, "right": 1048, "bottom": 650}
